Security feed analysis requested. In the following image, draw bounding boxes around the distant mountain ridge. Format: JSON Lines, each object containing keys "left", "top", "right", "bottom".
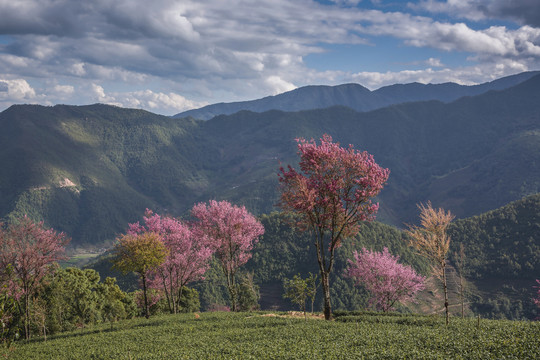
{"left": 174, "top": 71, "right": 540, "bottom": 120}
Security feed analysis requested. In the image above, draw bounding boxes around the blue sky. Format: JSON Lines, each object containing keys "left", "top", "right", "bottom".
{"left": 1, "top": 0, "right": 539, "bottom": 115}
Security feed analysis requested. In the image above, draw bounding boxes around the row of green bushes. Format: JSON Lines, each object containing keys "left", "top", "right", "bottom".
{"left": 1, "top": 266, "right": 200, "bottom": 344}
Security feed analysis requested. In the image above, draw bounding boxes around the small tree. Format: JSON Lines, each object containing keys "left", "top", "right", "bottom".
{"left": 306, "top": 273, "right": 319, "bottom": 314}
{"left": 237, "top": 273, "right": 260, "bottom": 311}
{"left": 133, "top": 289, "right": 162, "bottom": 316}
{"left": 1, "top": 280, "right": 19, "bottom": 348}
{"left": 113, "top": 232, "right": 167, "bottom": 318}
{"left": 99, "top": 277, "right": 128, "bottom": 330}
{"left": 347, "top": 247, "right": 425, "bottom": 312}
{"left": 0, "top": 216, "right": 69, "bottom": 339}
{"left": 283, "top": 273, "right": 318, "bottom": 320}
{"left": 406, "top": 202, "right": 454, "bottom": 325}
{"left": 278, "top": 134, "right": 389, "bottom": 320}
{"left": 192, "top": 200, "right": 264, "bottom": 311}
{"left": 178, "top": 287, "right": 201, "bottom": 313}
{"left": 128, "top": 210, "right": 213, "bottom": 314}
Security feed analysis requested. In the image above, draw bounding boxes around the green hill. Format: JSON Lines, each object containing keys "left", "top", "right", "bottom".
{"left": 0, "top": 104, "right": 207, "bottom": 246}
{"left": 448, "top": 194, "right": 540, "bottom": 320}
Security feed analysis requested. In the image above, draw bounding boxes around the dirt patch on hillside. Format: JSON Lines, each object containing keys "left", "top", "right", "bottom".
{"left": 250, "top": 311, "right": 324, "bottom": 320}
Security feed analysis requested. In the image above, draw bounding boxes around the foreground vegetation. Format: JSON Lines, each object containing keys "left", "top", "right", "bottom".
{"left": 7, "top": 311, "right": 539, "bottom": 359}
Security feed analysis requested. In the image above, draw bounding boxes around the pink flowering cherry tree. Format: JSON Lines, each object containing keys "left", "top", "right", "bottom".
{"left": 0, "top": 216, "right": 70, "bottom": 339}
{"left": 278, "top": 134, "right": 389, "bottom": 320}
{"left": 191, "top": 200, "right": 264, "bottom": 312}
{"left": 347, "top": 247, "right": 425, "bottom": 312}
{"left": 128, "top": 210, "right": 214, "bottom": 314}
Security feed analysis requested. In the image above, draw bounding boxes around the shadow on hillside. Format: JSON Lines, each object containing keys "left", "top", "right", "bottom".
{"left": 26, "top": 323, "right": 132, "bottom": 344}
{"left": 26, "top": 316, "right": 176, "bottom": 344}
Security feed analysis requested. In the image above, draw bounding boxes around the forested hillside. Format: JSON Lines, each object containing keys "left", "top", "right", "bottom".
{"left": 89, "top": 195, "right": 540, "bottom": 319}
{"left": 448, "top": 194, "right": 540, "bottom": 319}
{"left": 1, "top": 75, "right": 539, "bottom": 248}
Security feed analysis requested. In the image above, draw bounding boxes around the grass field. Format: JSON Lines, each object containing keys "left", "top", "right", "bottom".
{"left": 60, "top": 253, "right": 102, "bottom": 268}
{"left": 5, "top": 312, "right": 539, "bottom": 359}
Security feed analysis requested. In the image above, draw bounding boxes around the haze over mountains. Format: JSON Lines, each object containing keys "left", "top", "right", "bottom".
{"left": 0, "top": 72, "right": 539, "bottom": 248}
{"left": 174, "top": 71, "right": 540, "bottom": 120}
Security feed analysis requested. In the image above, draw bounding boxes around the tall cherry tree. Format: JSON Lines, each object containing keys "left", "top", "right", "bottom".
{"left": 191, "top": 200, "right": 264, "bottom": 311}
{"left": 347, "top": 247, "right": 425, "bottom": 312}
{"left": 128, "top": 210, "right": 213, "bottom": 314}
{"left": 0, "top": 216, "right": 70, "bottom": 339}
{"left": 278, "top": 134, "right": 389, "bottom": 320}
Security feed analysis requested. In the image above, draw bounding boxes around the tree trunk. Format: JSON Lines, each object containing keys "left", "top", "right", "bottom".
{"left": 442, "top": 263, "right": 449, "bottom": 325}
{"left": 24, "top": 292, "right": 30, "bottom": 340}
{"left": 141, "top": 274, "right": 150, "bottom": 319}
{"left": 459, "top": 272, "right": 464, "bottom": 319}
{"left": 177, "top": 286, "right": 184, "bottom": 313}
{"left": 225, "top": 270, "right": 237, "bottom": 312}
{"left": 170, "top": 277, "right": 177, "bottom": 315}
{"left": 321, "top": 271, "right": 332, "bottom": 320}
{"left": 161, "top": 274, "right": 173, "bottom": 314}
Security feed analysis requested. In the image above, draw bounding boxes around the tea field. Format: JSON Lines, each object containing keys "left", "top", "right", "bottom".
{"left": 6, "top": 312, "right": 539, "bottom": 359}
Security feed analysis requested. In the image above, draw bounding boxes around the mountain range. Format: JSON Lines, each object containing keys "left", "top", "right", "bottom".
{"left": 0, "top": 72, "right": 539, "bottom": 248}
{"left": 174, "top": 71, "right": 540, "bottom": 120}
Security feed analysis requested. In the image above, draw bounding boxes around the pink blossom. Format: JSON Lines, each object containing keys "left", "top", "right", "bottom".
{"left": 278, "top": 134, "right": 389, "bottom": 247}
{"left": 347, "top": 247, "right": 425, "bottom": 312}
{"left": 191, "top": 201, "right": 264, "bottom": 275}
{"left": 128, "top": 210, "right": 213, "bottom": 314}
{"left": 191, "top": 200, "right": 264, "bottom": 311}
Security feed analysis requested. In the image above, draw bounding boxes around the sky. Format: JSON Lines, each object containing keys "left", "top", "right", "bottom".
{"left": 1, "top": 0, "right": 540, "bottom": 116}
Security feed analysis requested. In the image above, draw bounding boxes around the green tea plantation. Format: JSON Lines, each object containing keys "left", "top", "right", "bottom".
{"left": 6, "top": 311, "right": 539, "bottom": 359}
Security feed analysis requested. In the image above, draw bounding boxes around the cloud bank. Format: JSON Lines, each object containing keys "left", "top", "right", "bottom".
{"left": 0, "top": 0, "right": 539, "bottom": 114}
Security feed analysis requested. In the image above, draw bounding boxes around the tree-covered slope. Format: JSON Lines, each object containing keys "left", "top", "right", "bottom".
{"left": 87, "top": 195, "right": 540, "bottom": 319}
{"left": 446, "top": 194, "right": 540, "bottom": 319}
{"left": 195, "top": 74, "right": 540, "bottom": 225}
{"left": 449, "top": 194, "right": 540, "bottom": 281}
{"left": 1, "top": 74, "right": 540, "bottom": 247}
{"left": 0, "top": 104, "right": 210, "bottom": 246}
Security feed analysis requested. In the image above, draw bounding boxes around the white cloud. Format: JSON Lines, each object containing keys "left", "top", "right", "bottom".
{"left": 53, "top": 84, "right": 74, "bottom": 96}
{"left": 87, "top": 84, "right": 206, "bottom": 114}
{"left": 264, "top": 76, "right": 297, "bottom": 95}
{"left": 350, "top": 59, "right": 531, "bottom": 89}
{"left": 69, "top": 63, "right": 86, "bottom": 77}
{"left": 116, "top": 90, "right": 208, "bottom": 113}
{"left": 0, "top": 79, "right": 37, "bottom": 100}
{"left": 426, "top": 58, "right": 444, "bottom": 67}
{"left": 91, "top": 84, "right": 107, "bottom": 101}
